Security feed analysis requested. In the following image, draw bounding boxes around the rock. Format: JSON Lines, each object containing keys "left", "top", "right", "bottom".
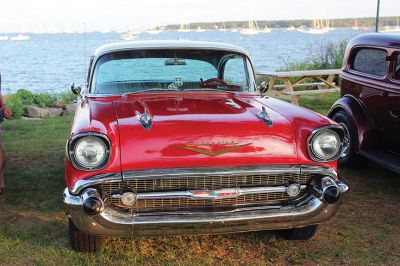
{"left": 52, "top": 100, "right": 65, "bottom": 109}
{"left": 20, "top": 117, "right": 42, "bottom": 121}
{"left": 46, "top": 108, "right": 63, "bottom": 117}
{"left": 25, "top": 106, "right": 49, "bottom": 118}
{"left": 64, "top": 103, "right": 77, "bottom": 115}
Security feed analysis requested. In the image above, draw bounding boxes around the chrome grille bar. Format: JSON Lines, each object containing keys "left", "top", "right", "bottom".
{"left": 111, "top": 185, "right": 307, "bottom": 201}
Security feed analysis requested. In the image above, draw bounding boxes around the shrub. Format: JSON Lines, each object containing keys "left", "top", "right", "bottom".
{"left": 58, "top": 91, "right": 77, "bottom": 105}
{"left": 16, "top": 89, "right": 34, "bottom": 106}
{"left": 277, "top": 40, "right": 348, "bottom": 85}
{"left": 33, "top": 92, "right": 54, "bottom": 108}
{"left": 2, "top": 89, "right": 79, "bottom": 119}
{"left": 4, "top": 93, "right": 24, "bottom": 118}
{"left": 282, "top": 40, "right": 348, "bottom": 71}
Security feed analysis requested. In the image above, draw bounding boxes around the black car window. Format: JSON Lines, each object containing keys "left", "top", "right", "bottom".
{"left": 352, "top": 48, "right": 387, "bottom": 77}
{"left": 394, "top": 53, "right": 400, "bottom": 80}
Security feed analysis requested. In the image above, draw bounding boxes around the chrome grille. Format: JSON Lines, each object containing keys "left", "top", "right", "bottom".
{"left": 100, "top": 173, "right": 311, "bottom": 212}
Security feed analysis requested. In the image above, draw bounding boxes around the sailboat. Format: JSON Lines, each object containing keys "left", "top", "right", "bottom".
{"left": 299, "top": 0, "right": 330, "bottom": 34}
{"left": 330, "top": 19, "right": 335, "bottom": 30}
{"left": 296, "top": 23, "right": 305, "bottom": 32}
{"left": 219, "top": 22, "right": 227, "bottom": 32}
{"left": 240, "top": 20, "right": 259, "bottom": 35}
{"left": 260, "top": 24, "right": 272, "bottom": 33}
{"left": 299, "top": 18, "right": 330, "bottom": 34}
{"left": 10, "top": 34, "right": 30, "bottom": 41}
{"left": 286, "top": 25, "right": 296, "bottom": 31}
{"left": 116, "top": 22, "right": 126, "bottom": 34}
{"left": 300, "top": 15, "right": 330, "bottom": 34}
{"left": 121, "top": 31, "right": 138, "bottom": 41}
{"left": 196, "top": 26, "right": 205, "bottom": 32}
{"left": 178, "top": 24, "right": 191, "bottom": 32}
{"left": 352, "top": 18, "right": 359, "bottom": 30}
{"left": 146, "top": 26, "right": 162, "bottom": 35}
{"left": 46, "top": 23, "right": 59, "bottom": 34}
{"left": 298, "top": 18, "right": 329, "bottom": 34}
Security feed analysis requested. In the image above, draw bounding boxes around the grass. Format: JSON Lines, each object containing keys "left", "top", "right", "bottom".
{"left": 299, "top": 92, "right": 340, "bottom": 116}
{"left": 0, "top": 97, "right": 399, "bottom": 265}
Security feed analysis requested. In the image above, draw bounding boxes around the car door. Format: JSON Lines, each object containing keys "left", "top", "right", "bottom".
{"left": 349, "top": 47, "right": 392, "bottom": 149}
{"left": 384, "top": 51, "right": 400, "bottom": 155}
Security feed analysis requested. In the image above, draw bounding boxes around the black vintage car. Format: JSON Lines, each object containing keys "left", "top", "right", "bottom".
{"left": 329, "top": 33, "right": 400, "bottom": 173}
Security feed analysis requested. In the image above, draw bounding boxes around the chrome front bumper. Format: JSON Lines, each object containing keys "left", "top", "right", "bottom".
{"left": 64, "top": 189, "right": 348, "bottom": 236}
{"left": 63, "top": 166, "right": 349, "bottom": 236}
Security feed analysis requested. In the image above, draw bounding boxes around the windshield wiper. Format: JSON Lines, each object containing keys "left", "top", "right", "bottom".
{"left": 185, "top": 88, "right": 239, "bottom": 95}
{"left": 122, "top": 88, "right": 178, "bottom": 97}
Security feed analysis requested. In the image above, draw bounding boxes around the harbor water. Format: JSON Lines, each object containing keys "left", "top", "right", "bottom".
{"left": 0, "top": 28, "right": 368, "bottom": 94}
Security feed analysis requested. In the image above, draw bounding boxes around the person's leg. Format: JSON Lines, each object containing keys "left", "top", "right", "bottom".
{"left": 0, "top": 148, "right": 5, "bottom": 193}
{"left": 0, "top": 130, "right": 4, "bottom": 193}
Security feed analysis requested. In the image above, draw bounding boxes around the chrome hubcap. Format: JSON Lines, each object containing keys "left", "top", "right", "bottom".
{"left": 339, "top": 122, "right": 351, "bottom": 159}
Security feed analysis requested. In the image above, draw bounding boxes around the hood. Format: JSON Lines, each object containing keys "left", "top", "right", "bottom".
{"left": 113, "top": 93, "right": 298, "bottom": 171}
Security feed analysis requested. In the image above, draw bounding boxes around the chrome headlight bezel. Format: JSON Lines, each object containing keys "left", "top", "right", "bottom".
{"left": 67, "top": 132, "right": 111, "bottom": 171}
{"left": 307, "top": 125, "right": 344, "bottom": 162}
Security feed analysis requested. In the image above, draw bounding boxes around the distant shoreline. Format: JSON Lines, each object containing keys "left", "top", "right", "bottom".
{"left": 164, "top": 16, "right": 399, "bottom": 31}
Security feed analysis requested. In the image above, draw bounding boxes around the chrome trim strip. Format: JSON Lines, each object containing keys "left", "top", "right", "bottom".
{"left": 71, "top": 173, "right": 122, "bottom": 195}
{"left": 70, "top": 165, "right": 339, "bottom": 195}
{"left": 111, "top": 185, "right": 307, "bottom": 201}
{"left": 85, "top": 91, "right": 259, "bottom": 98}
{"left": 300, "top": 165, "right": 339, "bottom": 181}
{"left": 122, "top": 165, "right": 302, "bottom": 180}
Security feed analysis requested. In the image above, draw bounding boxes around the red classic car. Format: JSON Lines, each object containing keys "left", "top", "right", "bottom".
{"left": 329, "top": 33, "right": 400, "bottom": 173}
{"left": 63, "top": 41, "right": 349, "bottom": 252}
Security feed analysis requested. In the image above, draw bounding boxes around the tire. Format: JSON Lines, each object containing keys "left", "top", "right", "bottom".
{"left": 331, "top": 110, "right": 367, "bottom": 167}
{"left": 277, "top": 225, "right": 318, "bottom": 240}
{"left": 69, "top": 218, "right": 105, "bottom": 252}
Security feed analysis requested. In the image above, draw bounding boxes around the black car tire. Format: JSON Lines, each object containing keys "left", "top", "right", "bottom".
{"left": 69, "top": 218, "right": 105, "bottom": 252}
{"left": 277, "top": 225, "right": 318, "bottom": 240}
{"left": 331, "top": 110, "right": 367, "bottom": 167}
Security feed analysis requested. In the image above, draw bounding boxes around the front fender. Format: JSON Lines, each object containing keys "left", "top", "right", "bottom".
{"left": 328, "top": 95, "right": 373, "bottom": 151}
{"left": 64, "top": 97, "right": 122, "bottom": 190}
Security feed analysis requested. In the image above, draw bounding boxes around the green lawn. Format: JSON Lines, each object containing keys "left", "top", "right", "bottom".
{"left": 0, "top": 96, "right": 399, "bottom": 265}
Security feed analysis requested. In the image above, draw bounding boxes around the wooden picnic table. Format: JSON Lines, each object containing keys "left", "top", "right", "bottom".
{"left": 257, "top": 69, "right": 341, "bottom": 105}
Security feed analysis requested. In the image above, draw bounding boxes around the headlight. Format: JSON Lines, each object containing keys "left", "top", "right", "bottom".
{"left": 308, "top": 127, "right": 342, "bottom": 162}
{"left": 69, "top": 133, "right": 111, "bottom": 170}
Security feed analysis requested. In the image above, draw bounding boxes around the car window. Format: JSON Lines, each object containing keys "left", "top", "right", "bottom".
{"left": 92, "top": 49, "right": 255, "bottom": 94}
{"left": 96, "top": 58, "right": 217, "bottom": 83}
{"left": 223, "top": 56, "right": 249, "bottom": 88}
{"left": 394, "top": 53, "right": 400, "bottom": 80}
{"left": 352, "top": 48, "right": 387, "bottom": 77}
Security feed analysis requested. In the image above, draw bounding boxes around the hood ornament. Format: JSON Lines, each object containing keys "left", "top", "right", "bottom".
{"left": 138, "top": 111, "right": 153, "bottom": 130}
{"left": 257, "top": 106, "right": 273, "bottom": 128}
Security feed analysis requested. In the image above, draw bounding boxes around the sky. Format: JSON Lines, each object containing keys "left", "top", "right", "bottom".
{"left": 0, "top": 0, "right": 399, "bottom": 33}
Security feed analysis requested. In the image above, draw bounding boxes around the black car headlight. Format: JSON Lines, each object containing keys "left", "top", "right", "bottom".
{"left": 308, "top": 126, "right": 343, "bottom": 162}
{"left": 68, "top": 133, "right": 111, "bottom": 170}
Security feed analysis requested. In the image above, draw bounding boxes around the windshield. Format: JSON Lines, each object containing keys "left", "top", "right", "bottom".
{"left": 91, "top": 49, "right": 256, "bottom": 94}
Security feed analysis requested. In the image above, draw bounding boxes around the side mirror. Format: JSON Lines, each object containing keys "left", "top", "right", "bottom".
{"left": 258, "top": 82, "right": 269, "bottom": 93}
{"left": 71, "top": 83, "right": 82, "bottom": 95}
